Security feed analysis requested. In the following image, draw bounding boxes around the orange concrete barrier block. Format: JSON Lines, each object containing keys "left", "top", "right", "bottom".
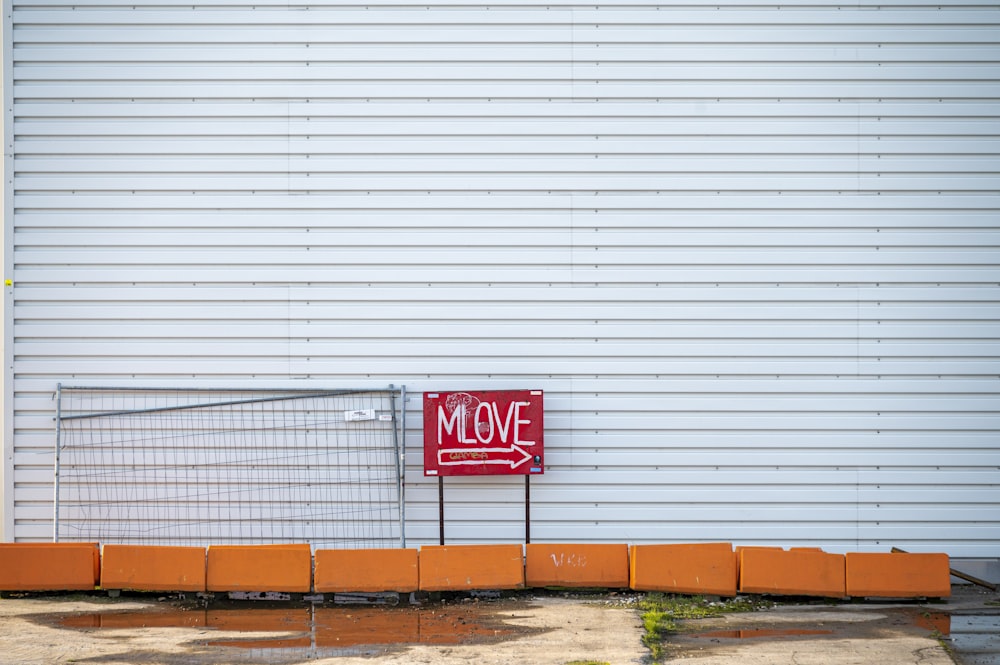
{"left": 734, "top": 546, "right": 782, "bottom": 587}
{"left": 0, "top": 542, "right": 99, "bottom": 591}
{"left": 207, "top": 544, "right": 312, "bottom": 593}
{"left": 419, "top": 544, "right": 524, "bottom": 591}
{"left": 101, "top": 545, "right": 207, "bottom": 592}
{"left": 846, "top": 552, "right": 951, "bottom": 598}
{"left": 314, "top": 548, "right": 419, "bottom": 593}
{"left": 739, "top": 548, "right": 846, "bottom": 598}
{"left": 630, "top": 543, "right": 736, "bottom": 596}
{"left": 525, "top": 543, "right": 629, "bottom": 588}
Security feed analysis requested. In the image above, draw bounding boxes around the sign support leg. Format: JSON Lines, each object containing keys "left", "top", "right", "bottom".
{"left": 438, "top": 476, "right": 445, "bottom": 545}
{"left": 525, "top": 475, "right": 531, "bottom": 544}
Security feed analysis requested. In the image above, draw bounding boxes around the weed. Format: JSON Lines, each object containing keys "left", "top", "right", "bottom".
{"left": 638, "top": 594, "right": 773, "bottom": 663}
{"left": 935, "top": 635, "right": 958, "bottom": 661}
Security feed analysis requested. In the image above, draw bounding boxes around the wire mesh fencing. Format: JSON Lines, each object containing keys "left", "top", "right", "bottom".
{"left": 54, "top": 385, "right": 405, "bottom": 548}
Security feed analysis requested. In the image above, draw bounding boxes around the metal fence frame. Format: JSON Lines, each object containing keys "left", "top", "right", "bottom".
{"left": 54, "top": 384, "right": 406, "bottom": 548}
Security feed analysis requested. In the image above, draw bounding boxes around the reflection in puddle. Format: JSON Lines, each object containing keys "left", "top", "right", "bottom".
{"left": 913, "top": 611, "right": 951, "bottom": 636}
{"left": 692, "top": 628, "right": 834, "bottom": 639}
{"left": 687, "top": 609, "right": 958, "bottom": 643}
{"left": 61, "top": 604, "right": 525, "bottom": 651}
{"left": 947, "top": 615, "right": 1000, "bottom": 665}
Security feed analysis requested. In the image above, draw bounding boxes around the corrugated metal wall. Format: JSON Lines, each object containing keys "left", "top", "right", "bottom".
{"left": 4, "top": 0, "right": 999, "bottom": 555}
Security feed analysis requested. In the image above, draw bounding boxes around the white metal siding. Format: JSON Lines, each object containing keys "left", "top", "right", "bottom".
{"left": 4, "top": 0, "right": 999, "bottom": 555}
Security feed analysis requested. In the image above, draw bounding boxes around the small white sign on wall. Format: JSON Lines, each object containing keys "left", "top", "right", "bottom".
{"left": 344, "top": 409, "right": 376, "bottom": 422}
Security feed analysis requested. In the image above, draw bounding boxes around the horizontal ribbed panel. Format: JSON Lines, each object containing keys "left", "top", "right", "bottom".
{"left": 5, "top": 0, "right": 999, "bottom": 555}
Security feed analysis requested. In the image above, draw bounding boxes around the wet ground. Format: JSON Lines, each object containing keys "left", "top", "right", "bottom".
{"left": 661, "top": 586, "right": 999, "bottom": 665}
{"left": 949, "top": 612, "right": 1000, "bottom": 665}
{"left": 51, "top": 599, "right": 543, "bottom": 662}
{"left": 1, "top": 591, "right": 646, "bottom": 665}
{"left": 0, "top": 585, "right": 996, "bottom": 664}
{"left": 665, "top": 606, "right": 954, "bottom": 663}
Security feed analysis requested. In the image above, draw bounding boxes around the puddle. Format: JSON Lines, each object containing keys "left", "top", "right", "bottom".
{"left": 948, "top": 614, "right": 1000, "bottom": 665}
{"left": 674, "top": 605, "right": 1000, "bottom": 665}
{"left": 912, "top": 610, "right": 951, "bottom": 636}
{"left": 692, "top": 628, "right": 834, "bottom": 639}
{"left": 58, "top": 602, "right": 536, "bottom": 656}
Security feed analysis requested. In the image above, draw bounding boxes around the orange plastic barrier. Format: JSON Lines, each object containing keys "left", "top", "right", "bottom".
{"left": 101, "top": 544, "right": 207, "bottom": 592}
{"left": 846, "top": 552, "right": 951, "bottom": 598}
{"left": 206, "top": 544, "right": 312, "bottom": 593}
{"left": 734, "top": 546, "right": 781, "bottom": 589}
{"left": 0, "top": 542, "right": 100, "bottom": 591}
{"left": 525, "top": 543, "right": 629, "bottom": 588}
{"left": 0, "top": 540, "right": 957, "bottom": 599}
{"left": 630, "top": 542, "right": 737, "bottom": 596}
{"left": 418, "top": 544, "right": 524, "bottom": 591}
{"left": 314, "top": 548, "right": 419, "bottom": 593}
{"left": 739, "top": 548, "right": 846, "bottom": 598}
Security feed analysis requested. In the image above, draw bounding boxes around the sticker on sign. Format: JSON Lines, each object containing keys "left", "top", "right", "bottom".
{"left": 423, "top": 390, "right": 544, "bottom": 476}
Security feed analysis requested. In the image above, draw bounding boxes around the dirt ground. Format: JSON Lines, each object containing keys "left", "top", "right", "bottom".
{"left": 661, "top": 605, "right": 956, "bottom": 664}
{"left": 0, "top": 592, "right": 647, "bottom": 665}
{"left": 0, "top": 587, "right": 993, "bottom": 665}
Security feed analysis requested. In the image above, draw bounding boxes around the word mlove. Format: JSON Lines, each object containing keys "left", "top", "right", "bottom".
{"left": 436, "top": 399, "right": 535, "bottom": 446}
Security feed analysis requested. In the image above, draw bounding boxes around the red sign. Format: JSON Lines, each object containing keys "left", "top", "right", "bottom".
{"left": 423, "top": 390, "right": 544, "bottom": 476}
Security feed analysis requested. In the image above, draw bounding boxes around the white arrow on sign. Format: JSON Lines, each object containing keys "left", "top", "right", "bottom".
{"left": 438, "top": 444, "right": 533, "bottom": 469}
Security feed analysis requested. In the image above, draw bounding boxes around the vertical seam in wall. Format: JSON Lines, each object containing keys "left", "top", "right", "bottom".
{"left": 2, "top": 0, "right": 16, "bottom": 542}
{"left": 286, "top": 101, "right": 292, "bottom": 195}
{"left": 856, "top": 286, "right": 861, "bottom": 377}
{"left": 856, "top": 101, "right": 862, "bottom": 194}
{"left": 855, "top": 467, "right": 861, "bottom": 552}
{"left": 286, "top": 284, "right": 293, "bottom": 379}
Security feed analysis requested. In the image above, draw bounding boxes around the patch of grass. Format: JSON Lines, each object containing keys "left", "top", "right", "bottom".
{"left": 640, "top": 607, "right": 673, "bottom": 661}
{"left": 935, "top": 635, "right": 958, "bottom": 662}
{"left": 638, "top": 594, "right": 773, "bottom": 663}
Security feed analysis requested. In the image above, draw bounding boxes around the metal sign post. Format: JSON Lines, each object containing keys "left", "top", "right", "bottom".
{"left": 424, "top": 390, "right": 544, "bottom": 544}
{"left": 438, "top": 476, "right": 445, "bottom": 545}
{"left": 525, "top": 475, "right": 530, "bottom": 544}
